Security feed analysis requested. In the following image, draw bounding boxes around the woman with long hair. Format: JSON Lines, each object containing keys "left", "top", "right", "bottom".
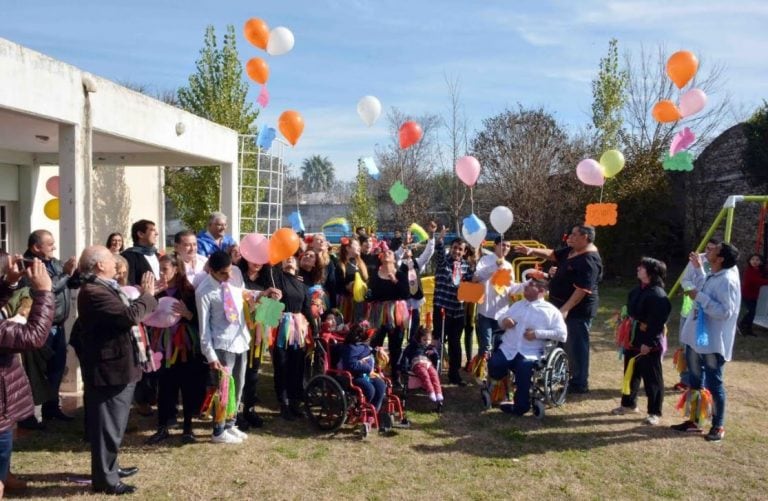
{"left": 335, "top": 237, "right": 368, "bottom": 323}
{"left": 308, "top": 233, "right": 337, "bottom": 307}
{"left": 367, "top": 246, "right": 410, "bottom": 384}
{"left": 268, "top": 255, "right": 312, "bottom": 420}
{"left": 146, "top": 253, "right": 208, "bottom": 444}
{"left": 611, "top": 257, "right": 671, "bottom": 426}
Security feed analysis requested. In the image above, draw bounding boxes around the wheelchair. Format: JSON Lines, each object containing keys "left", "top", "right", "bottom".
{"left": 480, "top": 341, "right": 570, "bottom": 418}
{"left": 303, "top": 331, "right": 408, "bottom": 438}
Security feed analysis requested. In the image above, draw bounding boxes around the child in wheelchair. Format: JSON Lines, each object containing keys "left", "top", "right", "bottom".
{"left": 401, "top": 326, "right": 444, "bottom": 404}
{"left": 338, "top": 323, "right": 388, "bottom": 422}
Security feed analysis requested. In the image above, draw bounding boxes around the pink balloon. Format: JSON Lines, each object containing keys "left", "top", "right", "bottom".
{"left": 576, "top": 159, "right": 605, "bottom": 187}
{"left": 121, "top": 285, "right": 140, "bottom": 300}
{"left": 143, "top": 297, "right": 182, "bottom": 328}
{"left": 455, "top": 156, "right": 481, "bottom": 187}
{"left": 45, "top": 176, "right": 60, "bottom": 197}
{"left": 679, "top": 88, "right": 707, "bottom": 118}
{"left": 240, "top": 233, "right": 269, "bottom": 264}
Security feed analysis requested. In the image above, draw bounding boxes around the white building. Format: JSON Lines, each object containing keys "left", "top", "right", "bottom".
{"left": 0, "top": 37, "right": 241, "bottom": 391}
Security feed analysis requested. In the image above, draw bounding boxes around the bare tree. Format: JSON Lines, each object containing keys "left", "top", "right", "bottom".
{"left": 374, "top": 108, "right": 441, "bottom": 230}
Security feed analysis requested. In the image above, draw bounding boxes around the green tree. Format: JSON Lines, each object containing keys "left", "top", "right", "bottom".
{"left": 166, "top": 25, "right": 259, "bottom": 232}
{"left": 301, "top": 155, "right": 335, "bottom": 192}
{"left": 591, "top": 38, "right": 627, "bottom": 151}
{"left": 348, "top": 159, "right": 377, "bottom": 233}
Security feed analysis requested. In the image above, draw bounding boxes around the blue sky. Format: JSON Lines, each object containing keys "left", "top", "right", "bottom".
{"left": 2, "top": 0, "right": 766, "bottom": 180}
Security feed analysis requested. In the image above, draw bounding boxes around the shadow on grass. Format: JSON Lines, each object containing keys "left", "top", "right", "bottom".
{"left": 10, "top": 472, "right": 91, "bottom": 498}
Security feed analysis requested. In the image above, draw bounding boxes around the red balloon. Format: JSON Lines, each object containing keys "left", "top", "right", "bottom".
{"left": 399, "top": 121, "right": 423, "bottom": 149}
{"left": 268, "top": 228, "right": 301, "bottom": 265}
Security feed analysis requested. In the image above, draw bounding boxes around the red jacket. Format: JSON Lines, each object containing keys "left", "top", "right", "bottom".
{"left": 0, "top": 283, "right": 55, "bottom": 432}
{"left": 742, "top": 266, "right": 768, "bottom": 301}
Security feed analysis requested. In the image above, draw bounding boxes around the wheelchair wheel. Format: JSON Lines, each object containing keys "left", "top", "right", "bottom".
{"left": 304, "top": 375, "right": 348, "bottom": 431}
{"left": 543, "top": 347, "right": 569, "bottom": 406}
{"left": 480, "top": 385, "right": 492, "bottom": 410}
{"left": 533, "top": 400, "right": 546, "bottom": 419}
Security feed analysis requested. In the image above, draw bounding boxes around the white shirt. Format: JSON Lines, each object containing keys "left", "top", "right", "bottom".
{"left": 195, "top": 274, "right": 251, "bottom": 362}
{"left": 184, "top": 255, "right": 208, "bottom": 287}
{"left": 680, "top": 265, "right": 740, "bottom": 361}
{"left": 143, "top": 254, "right": 160, "bottom": 280}
{"left": 395, "top": 238, "right": 436, "bottom": 309}
{"left": 496, "top": 298, "right": 567, "bottom": 360}
{"left": 474, "top": 253, "right": 523, "bottom": 319}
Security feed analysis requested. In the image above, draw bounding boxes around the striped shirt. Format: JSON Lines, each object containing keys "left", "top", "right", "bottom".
{"left": 432, "top": 239, "right": 473, "bottom": 318}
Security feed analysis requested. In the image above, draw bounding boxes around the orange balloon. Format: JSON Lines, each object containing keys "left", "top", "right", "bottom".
{"left": 399, "top": 121, "right": 423, "bottom": 149}
{"left": 278, "top": 110, "right": 305, "bottom": 146}
{"left": 268, "top": 228, "right": 301, "bottom": 265}
{"left": 666, "top": 51, "right": 699, "bottom": 89}
{"left": 244, "top": 18, "right": 270, "bottom": 50}
{"left": 246, "top": 57, "right": 269, "bottom": 85}
{"left": 652, "top": 100, "right": 682, "bottom": 123}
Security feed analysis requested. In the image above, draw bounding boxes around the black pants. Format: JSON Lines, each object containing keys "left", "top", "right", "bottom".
{"left": 156, "top": 359, "right": 207, "bottom": 432}
{"left": 241, "top": 357, "right": 262, "bottom": 411}
{"left": 271, "top": 347, "right": 305, "bottom": 404}
{"left": 432, "top": 308, "right": 465, "bottom": 383}
{"left": 741, "top": 299, "right": 757, "bottom": 332}
{"left": 87, "top": 382, "right": 135, "bottom": 490}
{"left": 133, "top": 371, "right": 158, "bottom": 406}
{"left": 621, "top": 349, "right": 664, "bottom": 415}
{"left": 370, "top": 325, "right": 405, "bottom": 380}
{"left": 41, "top": 324, "right": 67, "bottom": 416}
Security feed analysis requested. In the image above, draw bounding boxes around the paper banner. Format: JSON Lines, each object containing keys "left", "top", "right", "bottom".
{"left": 585, "top": 203, "right": 618, "bottom": 227}
{"left": 254, "top": 297, "right": 285, "bottom": 328}
{"left": 662, "top": 151, "right": 694, "bottom": 171}
{"left": 287, "top": 211, "right": 305, "bottom": 233}
{"left": 362, "top": 157, "right": 380, "bottom": 180}
{"left": 389, "top": 181, "right": 409, "bottom": 205}
{"left": 457, "top": 281, "right": 485, "bottom": 304}
{"left": 491, "top": 268, "right": 513, "bottom": 295}
{"left": 257, "top": 126, "right": 277, "bottom": 150}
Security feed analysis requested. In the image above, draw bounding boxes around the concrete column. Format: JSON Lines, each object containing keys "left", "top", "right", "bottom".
{"left": 220, "top": 162, "right": 240, "bottom": 238}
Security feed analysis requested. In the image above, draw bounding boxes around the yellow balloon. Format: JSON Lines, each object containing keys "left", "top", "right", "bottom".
{"left": 44, "top": 198, "right": 60, "bottom": 220}
{"left": 600, "top": 150, "right": 625, "bottom": 178}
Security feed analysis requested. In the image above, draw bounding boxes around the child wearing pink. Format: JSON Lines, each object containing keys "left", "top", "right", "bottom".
{"left": 403, "top": 327, "right": 443, "bottom": 402}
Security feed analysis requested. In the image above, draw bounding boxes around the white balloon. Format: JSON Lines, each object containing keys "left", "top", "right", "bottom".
{"left": 490, "top": 206, "right": 514, "bottom": 234}
{"left": 356, "top": 96, "right": 382, "bottom": 127}
{"left": 461, "top": 223, "right": 487, "bottom": 250}
{"left": 266, "top": 27, "right": 295, "bottom": 56}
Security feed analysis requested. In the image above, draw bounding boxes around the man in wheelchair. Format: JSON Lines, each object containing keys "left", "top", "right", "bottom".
{"left": 487, "top": 276, "right": 567, "bottom": 416}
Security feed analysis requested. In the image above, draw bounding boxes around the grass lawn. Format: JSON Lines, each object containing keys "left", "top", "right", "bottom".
{"left": 11, "top": 286, "right": 768, "bottom": 500}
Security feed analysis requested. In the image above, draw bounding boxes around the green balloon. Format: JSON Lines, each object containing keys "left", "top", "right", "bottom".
{"left": 600, "top": 149, "right": 625, "bottom": 178}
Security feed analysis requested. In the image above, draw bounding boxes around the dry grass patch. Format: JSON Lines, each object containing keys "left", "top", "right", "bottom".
{"left": 11, "top": 286, "right": 768, "bottom": 499}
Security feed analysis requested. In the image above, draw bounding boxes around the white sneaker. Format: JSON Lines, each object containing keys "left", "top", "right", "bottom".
{"left": 211, "top": 431, "right": 242, "bottom": 444}
{"left": 644, "top": 414, "right": 661, "bottom": 426}
{"left": 227, "top": 426, "right": 248, "bottom": 440}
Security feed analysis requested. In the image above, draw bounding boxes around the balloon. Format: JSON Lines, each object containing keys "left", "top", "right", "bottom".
{"left": 599, "top": 149, "right": 625, "bottom": 178}
{"left": 679, "top": 88, "right": 707, "bottom": 118}
{"left": 244, "top": 18, "right": 270, "bottom": 50}
{"left": 143, "top": 297, "right": 182, "bottom": 328}
{"left": 246, "top": 57, "right": 269, "bottom": 85}
{"left": 121, "top": 285, "right": 140, "bottom": 300}
{"left": 45, "top": 176, "right": 59, "bottom": 197}
{"left": 266, "top": 27, "right": 295, "bottom": 56}
{"left": 398, "top": 121, "right": 423, "bottom": 149}
{"left": 652, "top": 100, "right": 682, "bottom": 123}
{"left": 489, "top": 206, "right": 514, "bottom": 234}
{"left": 461, "top": 221, "right": 487, "bottom": 250}
{"left": 43, "top": 199, "right": 60, "bottom": 220}
{"left": 455, "top": 156, "right": 481, "bottom": 187}
{"left": 268, "top": 228, "right": 300, "bottom": 265}
{"left": 666, "top": 51, "right": 698, "bottom": 89}
{"left": 357, "top": 96, "right": 382, "bottom": 127}
{"left": 278, "top": 110, "right": 304, "bottom": 146}
{"left": 576, "top": 159, "right": 605, "bottom": 187}
{"left": 257, "top": 85, "right": 270, "bottom": 108}
{"left": 408, "top": 223, "right": 428, "bottom": 242}
{"left": 240, "top": 233, "right": 269, "bottom": 264}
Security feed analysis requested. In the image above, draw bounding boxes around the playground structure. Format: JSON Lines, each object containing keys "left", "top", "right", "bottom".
{"left": 238, "top": 135, "right": 287, "bottom": 237}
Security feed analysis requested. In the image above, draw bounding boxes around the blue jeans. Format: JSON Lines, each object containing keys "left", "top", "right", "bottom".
{"left": 0, "top": 428, "right": 13, "bottom": 481}
{"left": 564, "top": 317, "right": 592, "bottom": 391}
{"left": 685, "top": 346, "right": 726, "bottom": 428}
{"left": 353, "top": 376, "right": 387, "bottom": 412}
{"left": 42, "top": 324, "right": 67, "bottom": 415}
{"left": 487, "top": 350, "right": 535, "bottom": 415}
{"left": 476, "top": 315, "right": 502, "bottom": 356}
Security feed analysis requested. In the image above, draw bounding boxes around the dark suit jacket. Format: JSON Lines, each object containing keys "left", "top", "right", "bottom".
{"left": 77, "top": 279, "right": 157, "bottom": 386}
{"left": 121, "top": 250, "right": 155, "bottom": 286}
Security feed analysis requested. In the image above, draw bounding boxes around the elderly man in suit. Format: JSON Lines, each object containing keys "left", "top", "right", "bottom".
{"left": 77, "top": 245, "right": 157, "bottom": 495}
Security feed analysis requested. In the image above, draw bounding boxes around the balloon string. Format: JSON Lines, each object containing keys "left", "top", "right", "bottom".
{"left": 270, "top": 267, "right": 276, "bottom": 289}
{"left": 470, "top": 186, "right": 475, "bottom": 213}
{"left": 599, "top": 184, "right": 604, "bottom": 204}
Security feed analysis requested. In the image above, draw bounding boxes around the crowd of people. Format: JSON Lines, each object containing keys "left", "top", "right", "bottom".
{"left": 0, "top": 211, "right": 747, "bottom": 496}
